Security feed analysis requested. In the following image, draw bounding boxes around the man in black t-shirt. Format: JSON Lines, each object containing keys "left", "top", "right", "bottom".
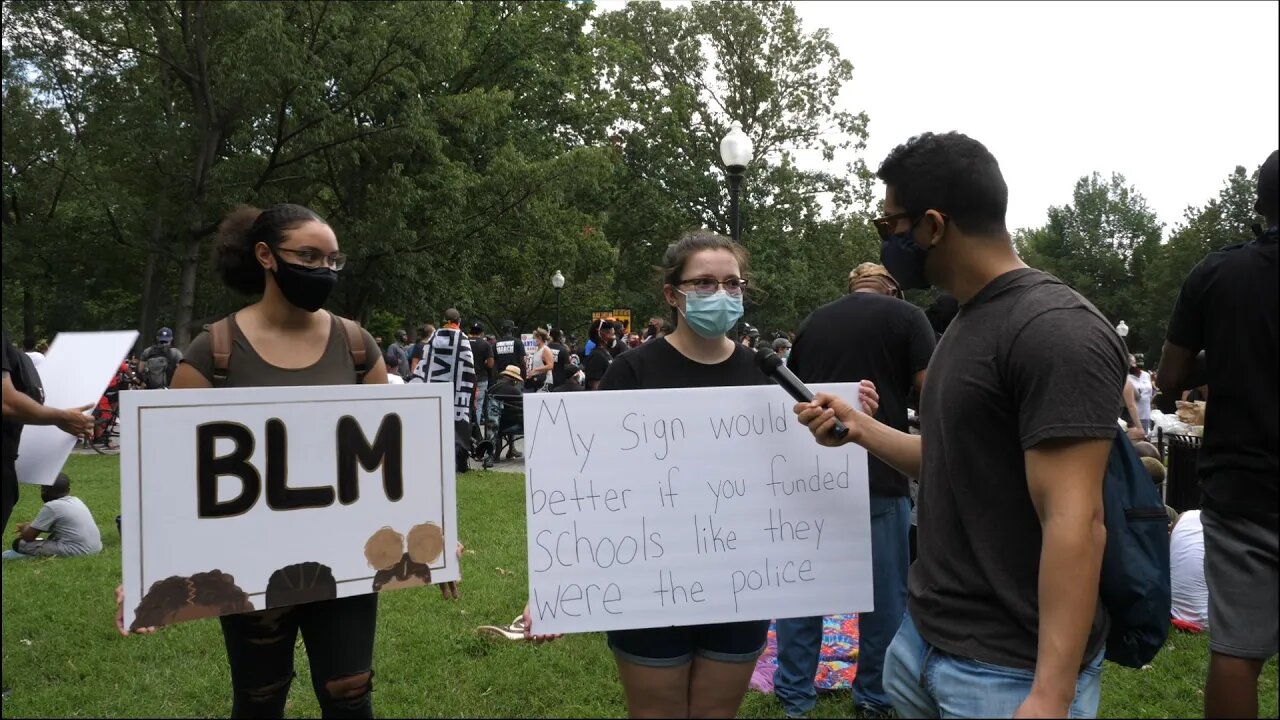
{"left": 408, "top": 324, "right": 435, "bottom": 376}
{"left": 468, "top": 323, "right": 494, "bottom": 425}
{"left": 584, "top": 319, "right": 616, "bottom": 390}
{"left": 493, "top": 321, "right": 527, "bottom": 385}
{"left": 793, "top": 133, "right": 1125, "bottom": 719}
{"left": 1157, "top": 149, "right": 1278, "bottom": 719}
{"left": 773, "top": 262, "right": 935, "bottom": 719}
{"left": 2, "top": 328, "right": 97, "bottom": 528}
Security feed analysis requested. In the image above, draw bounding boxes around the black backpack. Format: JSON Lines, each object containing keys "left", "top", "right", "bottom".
{"left": 7, "top": 345, "right": 45, "bottom": 405}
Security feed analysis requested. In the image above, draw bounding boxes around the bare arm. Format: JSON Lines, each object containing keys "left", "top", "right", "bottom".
{"left": 794, "top": 392, "right": 923, "bottom": 478}
{"left": 1, "top": 374, "right": 94, "bottom": 437}
{"left": 530, "top": 347, "right": 554, "bottom": 376}
{"left": 1122, "top": 380, "right": 1141, "bottom": 431}
{"left": 16, "top": 522, "right": 40, "bottom": 543}
{"left": 1017, "top": 437, "right": 1110, "bottom": 717}
{"left": 362, "top": 357, "right": 389, "bottom": 385}
{"left": 1155, "top": 341, "right": 1196, "bottom": 395}
{"left": 170, "top": 363, "right": 212, "bottom": 390}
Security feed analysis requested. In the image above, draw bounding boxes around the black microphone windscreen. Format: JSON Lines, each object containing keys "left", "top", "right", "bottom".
{"left": 754, "top": 345, "right": 783, "bottom": 372}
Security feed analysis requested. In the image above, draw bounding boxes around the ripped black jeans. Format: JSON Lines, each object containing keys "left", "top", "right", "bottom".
{"left": 219, "top": 593, "right": 378, "bottom": 718}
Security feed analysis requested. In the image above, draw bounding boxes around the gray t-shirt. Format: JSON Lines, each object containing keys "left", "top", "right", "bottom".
{"left": 31, "top": 496, "right": 103, "bottom": 556}
{"left": 910, "top": 268, "right": 1127, "bottom": 671}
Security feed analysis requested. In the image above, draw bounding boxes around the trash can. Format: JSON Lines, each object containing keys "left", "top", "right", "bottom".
{"left": 1165, "top": 433, "right": 1203, "bottom": 513}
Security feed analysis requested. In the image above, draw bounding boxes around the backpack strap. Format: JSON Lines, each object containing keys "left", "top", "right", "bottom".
{"left": 209, "top": 318, "right": 233, "bottom": 388}
{"left": 339, "top": 317, "right": 368, "bottom": 382}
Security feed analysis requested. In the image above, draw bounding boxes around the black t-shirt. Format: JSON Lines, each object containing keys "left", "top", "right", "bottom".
{"left": 493, "top": 334, "right": 527, "bottom": 379}
{"left": 1166, "top": 230, "right": 1278, "bottom": 519}
{"left": 599, "top": 337, "right": 767, "bottom": 391}
{"left": 1, "top": 328, "right": 21, "bottom": 461}
{"left": 910, "top": 268, "right": 1126, "bottom": 671}
{"left": 409, "top": 341, "right": 427, "bottom": 369}
{"left": 789, "top": 292, "right": 935, "bottom": 497}
{"left": 549, "top": 342, "right": 572, "bottom": 388}
{"left": 470, "top": 336, "right": 494, "bottom": 384}
{"left": 585, "top": 345, "right": 614, "bottom": 387}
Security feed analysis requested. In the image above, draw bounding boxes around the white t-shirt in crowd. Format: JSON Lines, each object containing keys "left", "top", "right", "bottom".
{"left": 1169, "top": 510, "right": 1208, "bottom": 629}
{"left": 386, "top": 374, "right": 405, "bottom": 385}
{"left": 1128, "top": 371, "right": 1154, "bottom": 422}
{"left": 26, "top": 351, "right": 45, "bottom": 367}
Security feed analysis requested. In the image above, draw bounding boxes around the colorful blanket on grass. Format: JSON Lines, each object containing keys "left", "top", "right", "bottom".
{"left": 749, "top": 614, "right": 859, "bottom": 694}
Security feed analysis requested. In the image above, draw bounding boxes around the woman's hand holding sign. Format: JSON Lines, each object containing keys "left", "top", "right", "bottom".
{"left": 114, "top": 585, "right": 157, "bottom": 637}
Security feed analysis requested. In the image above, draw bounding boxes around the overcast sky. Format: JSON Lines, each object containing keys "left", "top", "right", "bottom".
{"left": 594, "top": 1, "right": 1279, "bottom": 235}
{"left": 787, "top": 1, "right": 1280, "bottom": 233}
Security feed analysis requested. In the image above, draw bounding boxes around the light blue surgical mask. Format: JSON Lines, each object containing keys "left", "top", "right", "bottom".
{"left": 677, "top": 290, "right": 744, "bottom": 339}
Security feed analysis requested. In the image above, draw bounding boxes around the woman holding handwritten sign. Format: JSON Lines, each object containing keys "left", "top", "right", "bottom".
{"left": 522, "top": 230, "right": 876, "bottom": 717}
{"left": 111, "top": 203, "right": 460, "bottom": 719}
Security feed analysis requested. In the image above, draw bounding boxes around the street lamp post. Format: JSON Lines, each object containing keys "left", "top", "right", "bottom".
{"left": 1116, "top": 320, "right": 1129, "bottom": 348}
{"left": 719, "top": 121, "right": 754, "bottom": 243}
{"left": 551, "top": 270, "right": 565, "bottom": 331}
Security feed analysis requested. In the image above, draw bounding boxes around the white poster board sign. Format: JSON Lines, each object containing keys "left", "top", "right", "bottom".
{"left": 119, "top": 383, "right": 457, "bottom": 632}
{"left": 524, "top": 383, "right": 873, "bottom": 635}
{"left": 17, "top": 330, "right": 138, "bottom": 485}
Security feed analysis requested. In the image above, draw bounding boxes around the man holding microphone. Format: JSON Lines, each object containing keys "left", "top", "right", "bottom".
{"left": 794, "top": 133, "right": 1125, "bottom": 718}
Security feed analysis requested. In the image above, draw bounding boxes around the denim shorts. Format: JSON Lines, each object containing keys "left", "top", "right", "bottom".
{"left": 606, "top": 620, "right": 770, "bottom": 668}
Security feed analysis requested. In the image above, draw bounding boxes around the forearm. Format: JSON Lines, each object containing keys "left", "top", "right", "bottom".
{"left": 1125, "top": 399, "right": 1142, "bottom": 429}
{"left": 2, "top": 389, "right": 69, "bottom": 426}
{"left": 1032, "top": 513, "right": 1106, "bottom": 704}
{"left": 857, "top": 416, "right": 923, "bottom": 479}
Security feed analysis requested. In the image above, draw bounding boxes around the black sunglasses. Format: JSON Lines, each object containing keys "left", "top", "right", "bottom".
{"left": 871, "top": 211, "right": 949, "bottom": 242}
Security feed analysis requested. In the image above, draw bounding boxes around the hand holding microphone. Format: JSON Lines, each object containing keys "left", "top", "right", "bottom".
{"left": 755, "top": 346, "right": 872, "bottom": 444}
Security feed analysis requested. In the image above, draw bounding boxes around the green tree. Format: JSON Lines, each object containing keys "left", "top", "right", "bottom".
{"left": 1018, "top": 172, "right": 1164, "bottom": 353}
{"left": 591, "top": 0, "right": 874, "bottom": 332}
{"left": 1130, "top": 165, "right": 1261, "bottom": 361}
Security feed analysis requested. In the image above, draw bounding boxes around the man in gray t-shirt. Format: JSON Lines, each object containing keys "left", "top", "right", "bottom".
{"left": 4, "top": 473, "right": 102, "bottom": 560}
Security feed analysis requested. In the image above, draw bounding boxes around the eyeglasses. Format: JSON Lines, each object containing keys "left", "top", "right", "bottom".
{"left": 277, "top": 248, "right": 347, "bottom": 271}
{"left": 677, "top": 277, "right": 749, "bottom": 297}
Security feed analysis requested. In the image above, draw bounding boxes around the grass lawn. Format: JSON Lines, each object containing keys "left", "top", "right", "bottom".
{"left": 2, "top": 454, "right": 1276, "bottom": 718}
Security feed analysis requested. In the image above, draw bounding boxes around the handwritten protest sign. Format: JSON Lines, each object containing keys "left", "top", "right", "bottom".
{"left": 17, "top": 330, "right": 138, "bottom": 485}
{"left": 119, "top": 383, "right": 457, "bottom": 632}
{"left": 524, "top": 383, "right": 873, "bottom": 634}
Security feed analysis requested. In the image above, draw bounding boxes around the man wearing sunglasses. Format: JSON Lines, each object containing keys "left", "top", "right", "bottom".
{"left": 793, "top": 132, "right": 1126, "bottom": 718}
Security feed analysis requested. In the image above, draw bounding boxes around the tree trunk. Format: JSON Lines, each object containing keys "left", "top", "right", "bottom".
{"left": 174, "top": 234, "right": 201, "bottom": 348}
{"left": 22, "top": 285, "right": 35, "bottom": 343}
{"left": 138, "top": 251, "right": 161, "bottom": 354}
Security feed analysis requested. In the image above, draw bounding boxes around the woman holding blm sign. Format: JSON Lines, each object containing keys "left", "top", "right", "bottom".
{"left": 521, "top": 229, "right": 878, "bottom": 718}
{"left": 112, "top": 203, "right": 459, "bottom": 718}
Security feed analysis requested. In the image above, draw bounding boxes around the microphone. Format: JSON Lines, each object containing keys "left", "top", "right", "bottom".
{"left": 753, "top": 346, "right": 849, "bottom": 441}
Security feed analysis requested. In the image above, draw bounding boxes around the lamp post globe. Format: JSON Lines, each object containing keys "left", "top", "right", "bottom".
{"left": 1116, "top": 320, "right": 1129, "bottom": 338}
{"left": 719, "top": 121, "right": 753, "bottom": 243}
{"left": 551, "top": 270, "right": 565, "bottom": 331}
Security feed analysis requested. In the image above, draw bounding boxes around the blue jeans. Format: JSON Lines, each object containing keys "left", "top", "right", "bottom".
{"left": 775, "top": 495, "right": 911, "bottom": 715}
{"left": 884, "top": 614, "right": 1104, "bottom": 718}
{"left": 474, "top": 381, "right": 489, "bottom": 426}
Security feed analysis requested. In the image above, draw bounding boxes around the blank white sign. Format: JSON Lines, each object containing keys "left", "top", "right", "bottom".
{"left": 17, "top": 330, "right": 138, "bottom": 485}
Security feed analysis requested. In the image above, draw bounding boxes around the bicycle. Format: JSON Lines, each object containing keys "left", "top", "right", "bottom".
{"left": 88, "top": 389, "right": 122, "bottom": 456}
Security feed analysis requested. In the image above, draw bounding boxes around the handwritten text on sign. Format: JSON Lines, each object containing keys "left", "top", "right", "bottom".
{"left": 524, "top": 384, "right": 873, "bottom": 634}
{"left": 119, "top": 383, "right": 458, "bottom": 633}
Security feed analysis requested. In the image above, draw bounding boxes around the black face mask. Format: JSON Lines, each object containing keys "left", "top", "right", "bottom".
{"left": 271, "top": 253, "right": 337, "bottom": 312}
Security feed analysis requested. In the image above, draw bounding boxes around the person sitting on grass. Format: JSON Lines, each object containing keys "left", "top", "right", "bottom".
{"left": 4, "top": 472, "right": 102, "bottom": 560}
